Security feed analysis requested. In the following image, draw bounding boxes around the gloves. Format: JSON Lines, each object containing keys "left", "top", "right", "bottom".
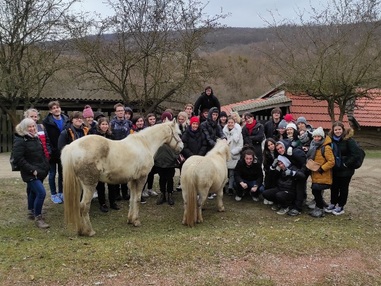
{"left": 271, "top": 158, "right": 279, "bottom": 169}
{"left": 284, "top": 169, "right": 295, "bottom": 176}
{"left": 287, "top": 146, "right": 293, "bottom": 156}
{"left": 318, "top": 167, "right": 324, "bottom": 174}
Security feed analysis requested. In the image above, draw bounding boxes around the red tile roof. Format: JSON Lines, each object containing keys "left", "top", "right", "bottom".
{"left": 221, "top": 88, "right": 381, "bottom": 129}
{"left": 286, "top": 92, "right": 350, "bottom": 130}
{"left": 352, "top": 89, "right": 381, "bottom": 127}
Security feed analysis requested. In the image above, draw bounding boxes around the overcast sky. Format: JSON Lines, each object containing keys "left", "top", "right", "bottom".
{"left": 72, "top": 0, "right": 329, "bottom": 28}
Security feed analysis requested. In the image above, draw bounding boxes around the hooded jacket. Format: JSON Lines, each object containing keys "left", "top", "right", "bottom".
{"left": 330, "top": 128, "right": 362, "bottom": 177}
{"left": 12, "top": 132, "right": 49, "bottom": 182}
{"left": 194, "top": 88, "right": 221, "bottom": 116}
{"left": 200, "top": 107, "right": 226, "bottom": 151}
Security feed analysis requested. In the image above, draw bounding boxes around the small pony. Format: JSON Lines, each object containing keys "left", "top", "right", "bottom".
{"left": 181, "top": 139, "right": 230, "bottom": 227}
{"left": 61, "top": 120, "right": 183, "bottom": 236}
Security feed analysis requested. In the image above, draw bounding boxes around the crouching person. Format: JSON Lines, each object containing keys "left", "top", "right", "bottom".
{"left": 233, "top": 148, "right": 264, "bottom": 202}
{"left": 262, "top": 155, "right": 306, "bottom": 215}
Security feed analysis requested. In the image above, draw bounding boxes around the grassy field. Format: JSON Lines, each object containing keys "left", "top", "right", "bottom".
{"left": 0, "top": 152, "right": 380, "bottom": 285}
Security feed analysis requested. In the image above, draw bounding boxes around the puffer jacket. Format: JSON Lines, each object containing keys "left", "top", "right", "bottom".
{"left": 310, "top": 136, "right": 335, "bottom": 185}
{"left": 12, "top": 133, "right": 49, "bottom": 182}
{"left": 331, "top": 128, "right": 362, "bottom": 177}
{"left": 181, "top": 126, "right": 208, "bottom": 159}
{"left": 200, "top": 107, "right": 226, "bottom": 151}
{"left": 223, "top": 123, "right": 243, "bottom": 169}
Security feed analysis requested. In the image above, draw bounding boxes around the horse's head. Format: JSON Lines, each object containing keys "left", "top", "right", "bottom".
{"left": 166, "top": 119, "right": 184, "bottom": 153}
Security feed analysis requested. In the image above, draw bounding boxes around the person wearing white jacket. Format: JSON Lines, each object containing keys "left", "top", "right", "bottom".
{"left": 223, "top": 117, "right": 243, "bottom": 196}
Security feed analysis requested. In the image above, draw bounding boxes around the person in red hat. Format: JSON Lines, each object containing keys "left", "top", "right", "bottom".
{"left": 181, "top": 116, "right": 208, "bottom": 161}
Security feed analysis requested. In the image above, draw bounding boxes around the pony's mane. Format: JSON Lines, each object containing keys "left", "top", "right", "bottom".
{"left": 131, "top": 121, "right": 171, "bottom": 141}
{"left": 206, "top": 140, "right": 228, "bottom": 157}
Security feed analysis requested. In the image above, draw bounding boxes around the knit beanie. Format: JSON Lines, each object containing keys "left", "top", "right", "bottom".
{"left": 190, "top": 116, "right": 200, "bottom": 125}
{"left": 296, "top": 116, "right": 308, "bottom": 125}
{"left": 312, "top": 127, "right": 325, "bottom": 138}
{"left": 83, "top": 105, "right": 94, "bottom": 118}
{"left": 277, "top": 119, "right": 287, "bottom": 129}
{"left": 284, "top": 114, "right": 294, "bottom": 122}
{"left": 286, "top": 123, "right": 297, "bottom": 130}
{"left": 161, "top": 112, "right": 173, "bottom": 122}
{"left": 277, "top": 155, "right": 291, "bottom": 168}
{"left": 220, "top": 111, "right": 228, "bottom": 118}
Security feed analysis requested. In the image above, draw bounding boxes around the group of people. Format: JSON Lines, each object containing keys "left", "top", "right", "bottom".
{"left": 12, "top": 85, "right": 362, "bottom": 229}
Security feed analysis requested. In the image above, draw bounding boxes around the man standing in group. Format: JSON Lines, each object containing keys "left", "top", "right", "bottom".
{"left": 194, "top": 86, "right": 221, "bottom": 116}
{"left": 264, "top": 107, "right": 283, "bottom": 139}
{"left": 110, "top": 103, "right": 133, "bottom": 202}
{"left": 43, "top": 101, "right": 69, "bottom": 204}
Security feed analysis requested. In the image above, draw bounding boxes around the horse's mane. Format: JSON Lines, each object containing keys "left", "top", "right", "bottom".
{"left": 206, "top": 139, "right": 229, "bottom": 158}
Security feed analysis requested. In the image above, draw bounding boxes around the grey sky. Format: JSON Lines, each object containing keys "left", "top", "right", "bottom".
{"left": 72, "top": 0, "right": 329, "bottom": 28}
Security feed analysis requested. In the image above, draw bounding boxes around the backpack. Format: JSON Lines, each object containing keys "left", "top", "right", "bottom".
{"left": 321, "top": 142, "right": 341, "bottom": 169}
{"left": 9, "top": 150, "right": 20, "bottom": 171}
{"left": 351, "top": 140, "right": 366, "bottom": 169}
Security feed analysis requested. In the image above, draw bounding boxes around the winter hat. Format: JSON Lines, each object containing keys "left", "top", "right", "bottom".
{"left": 296, "top": 116, "right": 308, "bottom": 126}
{"left": 312, "top": 127, "right": 325, "bottom": 138}
{"left": 190, "top": 116, "right": 200, "bottom": 125}
{"left": 286, "top": 123, "right": 297, "bottom": 130}
{"left": 277, "top": 155, "right": 291, "bottom": 168}
{"left": 220, "top": 111, "right": 228, "bottom": 118}
{"left": 83, "top": 105, "right": 94, "bottom": 118}
{"left": 277, "top": 119, "right": 287, "bottom": 129}
{"left": 284, "top": 114, "right": 294, "bottom": 122}
{"left": 161, "top": 112, "right": 173, "bottom": 122}
{"left": 94, "top": 111, "right": 105, "bottom": 121}
{"left": 276, "top": 140, "right": 286, "bottom": 150}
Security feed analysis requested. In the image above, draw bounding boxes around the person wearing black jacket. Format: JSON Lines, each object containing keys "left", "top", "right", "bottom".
{"left": 42, "top": 101, "right": 69, "bottom": 204}
{"left": 262, "top": 155, "right": 306, "bottom": 215}
{"left": 181, "top": 116, "right": 208, "bottom": 159}
{"left": 13, "top": 118, "right": 50, "bottom": 229}
{"left": 234, "top": 148, "right": 264, "bottom": 202}
{"left": 275, "top": 140, "right": 307, "bottom": 216}
{"left": 194, "top": 86, "right": 221, "bottom": 116}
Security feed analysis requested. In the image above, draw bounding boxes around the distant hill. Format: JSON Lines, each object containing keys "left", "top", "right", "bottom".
{"left": 202, "top": 27, "right": 275, "bottom": 51}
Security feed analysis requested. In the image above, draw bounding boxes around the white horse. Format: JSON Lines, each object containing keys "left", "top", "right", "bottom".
{"left": 61, "top": 120, "right": 183, "bottom": 236}
{"left": 181, "top": 139, "right": 230, "bottom": 227}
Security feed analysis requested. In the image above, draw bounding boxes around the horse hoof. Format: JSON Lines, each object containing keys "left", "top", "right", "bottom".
{"left": 218, "top": 207, "right": 225, "bottom": 212}
{"left": 133, "top": 220, "right": 141, "bottom": 227}
{"left": 89, "top": 231, "right": 96, "bottom": 237}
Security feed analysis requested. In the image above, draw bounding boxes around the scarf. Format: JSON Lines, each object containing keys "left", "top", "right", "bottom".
{"left": 245, "top": 119, "right": 256, "bottom": 135}
{"left": 306, "top": 139, "right": 324, "bottom": 160}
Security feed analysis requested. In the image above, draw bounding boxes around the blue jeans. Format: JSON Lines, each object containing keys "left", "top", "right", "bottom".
{"left": 27, "top": 179, "right": 47, "bottom": 216}
{"left": 235, "top": 179, "right": 264, "bottom": 198}
{"left": 48, "top": 160, "right": 63, "bottom": 195}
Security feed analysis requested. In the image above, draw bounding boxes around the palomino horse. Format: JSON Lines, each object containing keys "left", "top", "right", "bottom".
{"left": 181, "top": 139, "right": 230, "bottom": 227}
{"left": 61, "top": 120, "right": 183, "bottom": 236}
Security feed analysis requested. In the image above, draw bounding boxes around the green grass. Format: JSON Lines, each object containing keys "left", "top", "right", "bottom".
{"left": 0, "top": 175, "right": 380, "bottom": 285}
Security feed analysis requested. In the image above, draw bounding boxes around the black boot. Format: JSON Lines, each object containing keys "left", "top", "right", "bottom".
{"left": 167, "top": 193, "right": 174, "bottom": 206}
{"left": 156, "top": 193, "right": 166, "bottom": 205}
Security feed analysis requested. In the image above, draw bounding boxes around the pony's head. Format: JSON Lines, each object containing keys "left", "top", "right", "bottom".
{"left": 165, "top": 119, "right": 184, "bottom": 153}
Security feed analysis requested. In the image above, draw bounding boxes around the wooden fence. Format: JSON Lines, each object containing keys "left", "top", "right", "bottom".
{"left": 0, "top": 111, "right": 15, "bottom": 152}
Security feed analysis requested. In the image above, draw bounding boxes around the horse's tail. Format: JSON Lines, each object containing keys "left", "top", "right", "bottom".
{"left": 183, "top": 175, "right": 197, "bottom": 227}
{"left": 62, "top": 147, "right": 82, "bottom": 233}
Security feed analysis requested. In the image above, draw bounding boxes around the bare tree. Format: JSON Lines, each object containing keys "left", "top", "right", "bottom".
{"left": 262, "top": 0, "right": 381, "bottom": 122}
{"left": 0, "top": 0, "right": 78, "bottom": 126}
{"left": 68, "top": 0, "right": 225, "bottom": 114}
